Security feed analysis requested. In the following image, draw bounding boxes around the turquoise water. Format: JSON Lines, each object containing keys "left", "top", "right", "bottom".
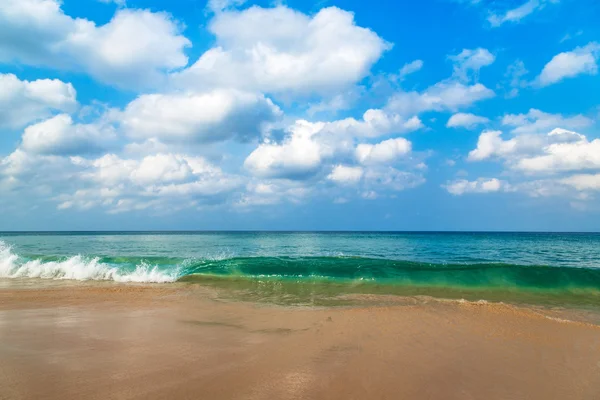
{"left": 2, "top": 232, "right": 600, "bottom": 306}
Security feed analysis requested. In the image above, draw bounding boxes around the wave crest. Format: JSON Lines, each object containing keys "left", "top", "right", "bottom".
{"left": 0, "top": 241, "right": 178, "bottom": 283}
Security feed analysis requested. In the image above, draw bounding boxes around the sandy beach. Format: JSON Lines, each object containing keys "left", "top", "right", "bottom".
{"left": 1, "top": 281, "right": 599, "bottom": 400}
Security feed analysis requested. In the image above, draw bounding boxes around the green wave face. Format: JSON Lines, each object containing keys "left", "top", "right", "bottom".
{"left": 172, "top": 257, "right": 600, "bottom": 307}
{"left": 178, "top": 256, "right": 600, "bottom": 290}
{"left": 172, "top": 257, "right": 600, "bottom": 308}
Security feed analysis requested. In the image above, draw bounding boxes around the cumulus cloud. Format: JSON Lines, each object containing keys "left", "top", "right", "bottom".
{"left": 513, "top": 132, "right": 600, "bottom": 173}
{"left": 241, "top": 105, "right": 425, "bottom": 205}
{"left": 501, "top": 108, "right": 593, "bottom": 134}
{"left": 537, "top": 42, "right": 600, "bottom": 87}
{"left": 444, "top": 178, "right": 509, "bottom": 195}
{"left": 446, "top": 113, "right": 489, "bottom": 129}
{"left": 463, "top": 119, "right": 600, "bottom": 203}
{"left": 468, "top": 130, "right": 517, "bottom": 161}
{"left": 0, "top": 0, "right": 191, "bottom": 89}
{"left": 0, "top": 73, "right": 77, "bottom": 129}
{"left": 172, "top": 6, "right": 390, "bottom": 96}
{"left": 488, "top": 0, "right": 559, "bottom": 28}
{"left": 0, "top": 135, "right": 247, "bottom": 213}
{"left": 120, "top": 90, "right": 281, "bottom": 144}
{"left": 386, "top": 81, "right": 495, "bottom": 116}
{"left": 449, "top": 48, "right": 495, "bottom": 82}
{"left": 355, "top": 138, "right": 411, "bottom": 165}
{"left": 0, "top": 148, "right": 74, "bottom": 188}
{"left": 560, "top": 174, "right": 600, "bottom": 191}
{"left": 21, "top": 114, "right": 116, "bottom": 155}
{"left": 0, "top": 2, "right": 452, "bottom": 215}
{"left": 468, "top": 127, "right": 587, "bottom": 163}
{"left": 244, "top": 120, "right": 327, "bottom": 180}
{"left": 327, "top": 165, "right": 364, "bottom": 185}
{"left": 244, "top": 109, "right": 421, "bottom": 179}
{"left": 64, "top": 153, "right": 242, "bottom": 212}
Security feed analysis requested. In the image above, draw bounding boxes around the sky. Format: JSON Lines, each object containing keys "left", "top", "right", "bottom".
{"left": 0, "top": 0, "right": 600, "bottom": 231}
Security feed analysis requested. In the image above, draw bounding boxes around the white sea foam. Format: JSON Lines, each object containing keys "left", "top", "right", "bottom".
{"left": 0, "top": 241, "right": 179, "bottom": 283}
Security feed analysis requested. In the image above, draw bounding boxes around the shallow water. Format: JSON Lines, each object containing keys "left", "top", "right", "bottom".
{"left": 2, "top": 231, "right": 600, "bottom": 307}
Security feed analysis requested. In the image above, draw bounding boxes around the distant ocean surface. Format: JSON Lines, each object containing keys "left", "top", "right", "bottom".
{"left": 2, "top": 232, "right": 600, "bottom": 306}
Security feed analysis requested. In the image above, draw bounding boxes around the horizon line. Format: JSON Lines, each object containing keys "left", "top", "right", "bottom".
{"left": 1, "top": 230, "right": 600, "bottom": 234}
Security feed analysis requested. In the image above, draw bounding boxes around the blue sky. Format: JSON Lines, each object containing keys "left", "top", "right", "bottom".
{"left": 1, "top": 0, "right": 600, "bottom": 231}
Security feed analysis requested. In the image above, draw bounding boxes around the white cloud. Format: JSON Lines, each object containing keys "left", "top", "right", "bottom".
{"left": 120, "top": 90, "right": 281, "bottom": 144}
{"left": 0, "top": 73, "right": 77, "bottom": 129}
{"left": 468, "top": 130, "right": 516, "bottom": 161}
{"left": 244, "top": 120, "right": 328, "bottom": 179}
{"left": 21, "top": 114, "right": 116, "bottom": 155}
{"left": 537, "top": 42, "right": 600, "bottom": 87}
{"left": 0, "top": 149, "right": 87, "bottom": 202}
{"left": 0, "top": 146, "right": 246, "bottom": 214}
{"left": 444, "top": 178, "right": 509, "bottom": 195}
{"left": 129, "top": 154, "right": 194, "bottom": 185}
{"left": 449, "top": 48, "right": 495, "bottom": 82}
{"left": 514, "top": 133, "right": 600, "bottom": 173}
{"left": 244, "top": 109, "right": 421, "bottom": 179}
{"left": 467, "top": 123, "right": 600, "bottom": 182}
{"left": 468, "top": 130, "right": 519, "bottom": 161}
{"left": 322, "top": 165, "right": 427, "bottom": 195}
{"left": 123, "top": 138, "right": 172, "bottom": 156}
{"left": 61, "top": 153, "right": 243, "bottom": 212}
{"left": 468, "top": 127, "right": 587, "bottom": 163}
{"left": 488, "top": 0, "right": 559, "bottom": 28}
{"left": 355, "top": 138, "right": 411, "bottom": 165}
{"left": 560, "top": 174, "right": 600, "bottom": 191}
{"left": 328, "top": 165, "right": 364, "bottom": 185}
{"left": 446, "top": 113, "right": 489, "bottom": 129}
{"left": 502, "top": 108, "right": 593, "bottom": 134}
{"left": 386, "top": 81, "right": 495, "bottom": 116}
{"left": 328, "top": 109, "right": 423, "bottom": 138}
{"left": 172, "top": 6, "right": 389, "bottom": 96}
{"left": 398, "top": 59, "right": 424, "bottom": 79}
{"left": 0, "top": 0, "right": 191, "bottom": 89}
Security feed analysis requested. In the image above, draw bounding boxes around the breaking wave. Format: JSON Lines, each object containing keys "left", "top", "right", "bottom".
{"left": 1, "top": 241, "right": 600, "bottom": 297}
{"left": 0, "top": 241, "right": 179, "bottom": 283}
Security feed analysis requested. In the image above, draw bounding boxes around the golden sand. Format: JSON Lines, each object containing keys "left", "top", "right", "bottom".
{"left": 1, "top": 282, "right": 599, "bottom": 400}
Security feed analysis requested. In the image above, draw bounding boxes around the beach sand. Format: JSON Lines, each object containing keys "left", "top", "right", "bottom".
{"left": 1, "top": 281, "right": 599, "bottom": 400}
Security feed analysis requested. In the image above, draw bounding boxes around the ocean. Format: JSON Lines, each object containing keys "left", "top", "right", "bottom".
{"left": 2, "top": 231, "right": 600, "bottom": 307}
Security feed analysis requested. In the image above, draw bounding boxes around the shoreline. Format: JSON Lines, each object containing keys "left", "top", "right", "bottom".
{"left": 2, "top": 280, "right": 600, "bottom": 399}
{"left": 3, "top": 277, "right": 600, "bottom": 319}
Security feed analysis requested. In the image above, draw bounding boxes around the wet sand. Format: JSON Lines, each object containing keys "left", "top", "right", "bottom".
{"left": 1, "top": 281, "right": 600, "bottom": 400}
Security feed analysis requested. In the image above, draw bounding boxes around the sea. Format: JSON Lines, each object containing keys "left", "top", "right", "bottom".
{"left": 2, "top": 231, "right": 600, "bottom": 307}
